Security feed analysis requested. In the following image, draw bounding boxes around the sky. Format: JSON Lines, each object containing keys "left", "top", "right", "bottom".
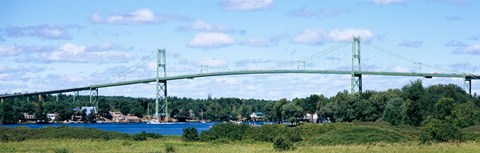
{"left": 1, "top": 0, "right": 480, "bottom": 100}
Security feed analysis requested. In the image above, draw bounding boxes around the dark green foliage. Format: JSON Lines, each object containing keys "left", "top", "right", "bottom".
{"left": 200, "top": 123, "right": 250, "bottom": 141}
{"left": 0, "top": 126, "right": 154, "bottom": 142}
{"left": 311, "top": 126, "right": 408, "bottom": 145}
{"left": 434, "top": 98, "right": 455, "bottom": 120}
{"left": 132, "top": 131, "right": 162, "bottom": 141}
{"left": 200, "top": 123, "right": 303, "bottom": 143}
{"left": 122, "top": 141, "right": 132, "bottom": 146}
{"left": 53, "top": 148, "right": 69, "bottom": 153}
{"left": 420, "top": 119, "right": 464, "bottom": 143}
{"left": 382, "top": 98, "right": 406, "bottom": 125}
{"left": 273, "top": 135, "right": 294, "bottom": 151}
{"left": 281, "top": 102, "right": 303, "bottom": 124}
{"left": 133, "top": 131, "right": 148, "bottom": 141}
{"left": 182, "top": 127, "right": 199, "bottom": 142}
{"left": 452, "top": 101, "right": 480, "bottom": 128}
{"left": 402, "top": 80, "right": 433, "bottom": 126}
{"left": 165, "top": 144, "right": 176, "bottom": 153}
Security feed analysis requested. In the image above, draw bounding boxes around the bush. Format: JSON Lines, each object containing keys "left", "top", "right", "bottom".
{"left": 182, "top": 127, "right": 199, "bottom": 142}
{"left": 132, "top": 131, "right": 148, "bottom": 141}
{"left": 165, "top": 144, "right": 176, "bottom": 153}
{"left": 200, "top": 123, "right": 250, "bottom": 141}
{"left": 273, "top": 136, "right": 294, "bottom": 151}
{"left": 311, "top": 126, "right": 408, "bottom": 145}
{"left": 122, "top": 141, "right": 132, "bottom": 146}
{"left": 53, "top": 148, "right": 69, "bottom": 153}
{"left": 420, "top": 119, "right": 464, "bottom": 143}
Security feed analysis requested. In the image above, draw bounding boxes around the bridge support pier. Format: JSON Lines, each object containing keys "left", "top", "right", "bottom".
{"left": 73, "top": 91, "right": 79, "bottom": 104}
{"left": 90, "top": 88, "right": 98, "bottom": 108}
{"left": 465, "top": 78, "right": 472, "bottom": 95}
{"left": 351, "top": 37, "right": 362, "bottom": 94}
{"left": 155, "top": 49, "right": 169, "bottom": 122}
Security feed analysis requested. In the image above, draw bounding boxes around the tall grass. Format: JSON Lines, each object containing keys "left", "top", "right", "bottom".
{"left": 1, "top": 138, "right": 480, "bottom": 153}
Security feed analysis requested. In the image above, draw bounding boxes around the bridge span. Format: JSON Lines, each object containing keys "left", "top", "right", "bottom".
{"left": 1, "top": 37, "right": 479, "bottom": 121}
{"left": 1, "top": 69, "right": 478, "bottom": 99}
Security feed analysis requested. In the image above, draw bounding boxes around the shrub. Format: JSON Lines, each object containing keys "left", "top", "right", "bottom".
{"left": 122, "top": 141, "right": 132, "bottom": 146}
{"left": 420, "top": 119, "right": 464, "bottom": 143}
{"left": 311, "top": 126, "right": 408, "bottom": 145}
{"left": 182, "top": 127, "right": 199, "bottom": 142}
{"left": 53, "top": 148, "right": 69, "bottom": 153}
{"left": 200, "top": 123, "right": 250, "bottom": 141}
{"left": 273, "top": 136, "right": 294, "bottom": 151}
{"left": 132, "top": 131, "right": 148, "bottom": 141}
{"left": 165, "top": 144, "right": 176, "bottom": 153}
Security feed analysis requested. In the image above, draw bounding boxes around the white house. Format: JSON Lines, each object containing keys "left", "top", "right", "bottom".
{"left": 250, "top": 112, "right": 264, "bottom": 119}
{"left": 304, "top": 113, "right": 318, "bottom": 122}
{"left": 81, "top": 107, "right": 97, "bottom": 116}
{"left": 47, "top": 113, "right": 57, "bottom": 121}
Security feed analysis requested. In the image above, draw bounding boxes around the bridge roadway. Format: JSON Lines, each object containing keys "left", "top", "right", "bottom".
{"left": 1, "top": 70, "right": 479, "bottom": 98}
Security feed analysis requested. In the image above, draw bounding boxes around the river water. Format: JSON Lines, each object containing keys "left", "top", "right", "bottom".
{"left": 0, "top": 122, "right": 270, "bottom": 135}
{"left": 0, "top": 122, "right": 216, "bottom": 135}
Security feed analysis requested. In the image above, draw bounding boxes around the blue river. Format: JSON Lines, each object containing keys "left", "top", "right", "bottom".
{"left": 0, "top": 122, "right": 269, "bottom": 135}
{"left": 0, "top": 122, "right": 216, "bottom": 135}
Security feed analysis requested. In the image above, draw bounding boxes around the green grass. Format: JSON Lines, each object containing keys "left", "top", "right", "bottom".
{"left": 2, "top": 122, "right": 480, "bottom": 152}
{"left": 1, "top": 138, "right": 480, "bottom": 153}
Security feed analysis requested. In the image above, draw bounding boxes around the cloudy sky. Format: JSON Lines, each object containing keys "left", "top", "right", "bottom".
{"left": 1, "top": 0, "right": 479, "bottom": 100}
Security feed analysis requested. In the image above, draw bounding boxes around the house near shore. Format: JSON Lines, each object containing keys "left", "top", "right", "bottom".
{"left": 47, "top": 113, "right": 57, "bottom": 122}
{"left": 109, "top": 111, "right": 140, "bottom": 123}
{"left": 304, "top": 113, "right": 319, "bottom": 123}
{"left": 81, "top": 107, "right": 97, "bottom": 116}
{"left": 23, "top": 113, "right": 36, "bottom": 123}
{"left": 250, "top": 112, "right": 265, "bottom": 121}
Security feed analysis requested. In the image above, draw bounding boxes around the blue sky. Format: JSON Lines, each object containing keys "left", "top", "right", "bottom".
{"left": 1, "top": 0, "right": 479, "bottom": 100}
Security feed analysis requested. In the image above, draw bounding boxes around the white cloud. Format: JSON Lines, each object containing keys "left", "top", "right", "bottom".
{"left": 198, "top": 58, "right": 229, "bottom": 67}
{"left": 0, "top": 44, "right": 17, "bottom": 56}
{"left": 292, "top": 28, "right": 375, "bottom": 45}
{"left": 178, "top": 21, "right": 231, "bottom": 32}
{"left": 190, "top": 21, "right": 230, "bottom": 32}
{"left": 398, "top": 40, "right": 424, "bottom": 48}
{"left": 28, "top": 43, "right": 136, "bottom": 63}
{"left": 187, "top": 32, "right": 235, "bottom": 49}
{"left": 292, "top": 29, "right": 326, "bottom": 45}
{"left": 240, "top": 38, "right": 274, "bottom": 47}
{"left": 288, "top": 7, "right": 350, "bottom": 19}
{"left": 221, "top": 0, "right": 273, "bottom": 11}
{"left": 91, "top": 8, "right": 187, "bottom": 24}
{"left": 328, "top": 29, "right": 375, "bottom": 42}
{"left": 371, "top": 0, "right": 405, "bottom": 5}
{"left": 2, "top": 25, "right": 73, "bottom": 40}
{"left": 392, "top": 66, "right": 411, "bottom": 72}
{"left": 454, "top": 44, "right": 480, "bottom": 55}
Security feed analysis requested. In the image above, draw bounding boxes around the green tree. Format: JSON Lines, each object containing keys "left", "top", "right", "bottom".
{"left": 297, "top": 94, "right": 320, "bottom": 122}
{"left": 98, "top": 99, "right": 111, "bottom": 116}
{"left": 272, "top": 99, "right": 288, "bottom": 122}
{"left": 402, "top": 80, "right": 431, "bottom": 126}
{"left": 433, "top": 97, "right": 455, "bottom": 120}
{"left": 281, "top": 102, "right": 303, "bottom": 124}
{"left": 382, "top": 98, "right": 405, "bottom": 125}
{"left": 451, "top": 101, "right": 480, "bottom": 128}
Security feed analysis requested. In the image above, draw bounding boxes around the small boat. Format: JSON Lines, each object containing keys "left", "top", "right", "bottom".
{"left": 147, "top": 119, "right": 160, "bottom": 124}
{"left": 147, "top": 119, "right": 172, "bottom": 124}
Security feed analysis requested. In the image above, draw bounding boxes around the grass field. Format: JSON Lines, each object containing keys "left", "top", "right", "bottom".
{"left": 1, "top": 138, "right": 480, "bottom": 153}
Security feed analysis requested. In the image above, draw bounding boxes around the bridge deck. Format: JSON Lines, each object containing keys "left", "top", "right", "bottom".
{"left": 1, "top": 70, "right": 478, "bottom": 98}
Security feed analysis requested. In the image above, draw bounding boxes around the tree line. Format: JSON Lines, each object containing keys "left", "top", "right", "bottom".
{"left": 2, "top": 80, "right": 480, "bottom": 128}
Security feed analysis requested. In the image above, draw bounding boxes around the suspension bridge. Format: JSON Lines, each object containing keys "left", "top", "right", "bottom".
{"left": 1, "top": 37, "right": 479, "bottom": 121}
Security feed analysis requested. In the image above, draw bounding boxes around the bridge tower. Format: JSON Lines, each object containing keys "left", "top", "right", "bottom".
{"left": 465, "top": 76, "right": 472, "bottom": 95}
{"left": 351, "top": 37, "right": 362, "bottom": 94}
{"left": 155, "top": 49, "right": 169, "bottom": 121}
{"left": 89, "top": 88, "right": 98, "bottom": 108}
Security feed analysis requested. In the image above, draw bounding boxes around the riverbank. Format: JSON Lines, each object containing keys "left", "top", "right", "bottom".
{"left": 2, "top": 138, "right": 480, "bottom": 153}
